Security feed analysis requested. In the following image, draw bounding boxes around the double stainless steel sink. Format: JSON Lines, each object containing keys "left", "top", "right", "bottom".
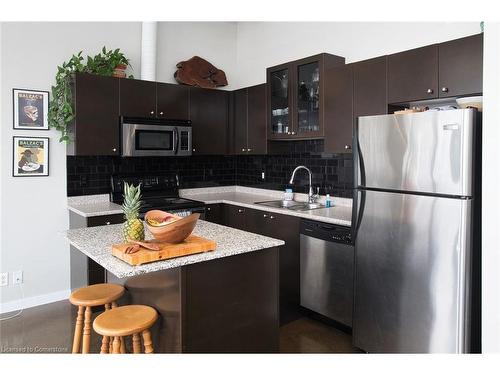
{"left": 254, "top": 200, "right": 325, "bottom": 211}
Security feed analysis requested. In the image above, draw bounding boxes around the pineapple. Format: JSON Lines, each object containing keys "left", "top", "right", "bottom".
{"left": 122, "top": 182, "right": 145, "bottom": 242}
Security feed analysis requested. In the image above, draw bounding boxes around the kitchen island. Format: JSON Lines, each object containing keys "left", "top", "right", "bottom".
{"left": 66, "top": 220, "right": 284, "bottom": 353}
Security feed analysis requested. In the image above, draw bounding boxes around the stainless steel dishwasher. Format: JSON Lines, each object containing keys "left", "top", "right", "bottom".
{"left": 300, "top": 219, "right": 354, "bottom": 327}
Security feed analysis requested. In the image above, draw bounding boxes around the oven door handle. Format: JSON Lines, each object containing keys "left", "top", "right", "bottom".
{"left": 174, "top": 127, "right": 180, "bottom": 155}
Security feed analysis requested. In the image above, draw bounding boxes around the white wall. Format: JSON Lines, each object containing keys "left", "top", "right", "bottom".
{"left": 481, "top": 22, "right": 500, "bottom": 353}
{"left": 234, "top": 22, "right": 481, "bottom": 88}
{"left": 157, "top": 22, "right": 238, "bottom": 89}
{"left": 0, "top": 22, "right": 142, "bottom": 310}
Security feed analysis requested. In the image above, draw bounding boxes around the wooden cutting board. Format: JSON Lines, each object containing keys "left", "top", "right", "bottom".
{"left": 111, "top": 235, "right": 217, "bottom": 266}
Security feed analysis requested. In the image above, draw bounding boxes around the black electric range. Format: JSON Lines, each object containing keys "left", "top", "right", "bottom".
{"left": 110, "top": 173, "right": 206, "bottom": 217}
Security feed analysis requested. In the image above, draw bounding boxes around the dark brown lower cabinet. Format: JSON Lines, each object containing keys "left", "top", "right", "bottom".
{"left": 106, "top": 246, "right": 280, "bottom": 353}
{"left": 221, "top": 204, "right": 247, "bottom": 230}
{"left": 213, "top": 204, "right": 301, "bottom": 326}
{"left": 204, "top": 203, "right": 224, "bottom": 224}
{"left": 182, "top": 247, "right": 279, "bottom": 353}
{"left": 69, "top": 211, "right": 124, "bottom": 290}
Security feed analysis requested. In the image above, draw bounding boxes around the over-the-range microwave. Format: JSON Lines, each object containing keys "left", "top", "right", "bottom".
{"left": 121, "top": 117, "right": 192, "bottom": 157}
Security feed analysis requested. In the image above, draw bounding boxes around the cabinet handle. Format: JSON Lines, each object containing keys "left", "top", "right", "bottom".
{"left": 150, "top": 110, "right": 154, "bottom": 115}
{"left": 263, "top": 214, "right": 268, "bottom": 218}
{"left": 344, "top": 145, "right": 352, "bottom": 150}
{"left": 238, "top": 209, "right": 244, "bottom": 213}
{"left": 426, "top": 88, "right": 434, "bottom": 94}
{"left": 159, "top": 111, "right": 164, "bottom": 115}
{"left": 247, "top": 148, "right": 252, "bottom": 152}
{"left": 287, "top": 132, "right": 291, "bottom": 135}
{"left": 105, "top": 221, "right": 111, "bottom": 225}
{"left": 441, "top": 87, "right": 449, "bottom": 93}
{"left": 242, "top": 148, "right": 246, "bottom": 152}
{"left": 112, "top": 148, "right": 117, "bottom": 152}
{"left": 291, "top": 131, "right": 296, "bottom": 135}
{"left": 270, "top": 216, "right": 275, "bottom": 220}
{"left": 207, "top": 207, "right": 211, "bottom": 211}
{"left": 192, "top": 148, "right": 196, "bottom": 152}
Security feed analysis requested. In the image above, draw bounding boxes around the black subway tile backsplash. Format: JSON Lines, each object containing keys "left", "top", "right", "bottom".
{"left": 67, "top": 140, "right": 354, "bottom": 198}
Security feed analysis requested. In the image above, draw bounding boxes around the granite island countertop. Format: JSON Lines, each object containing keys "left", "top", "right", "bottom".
{"left": 68, "top": 186, "right": 352, "bottom": 226}
{"left": 65, "top": 220, "right": 285, "bottom": 278}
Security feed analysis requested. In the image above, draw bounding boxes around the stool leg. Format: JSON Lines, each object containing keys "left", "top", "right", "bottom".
{"left": 82, "top": 306, "right": 92, "bottom": 354}
{"left": 132, "top": 334, "right": 141, "bottom": 354}
{"left": 100, "top": 335, "right": 110, "bottom": 354}
{"left": 100, "top": 303, "right": 111, "bottom": 354}
{"left": 142, "top": 329, "right": 154, "bottom": 354}
{"left": 120, "top": 337, "right": 126, "bottom": 353}
{"left": 112, "top": 336, "right": 121, "bottom": 354}
{"left": 71, "top": 306, "right": 84, "bottom": 353}
{"left": 109, "top": 302, "right": 117, "bottom": 352}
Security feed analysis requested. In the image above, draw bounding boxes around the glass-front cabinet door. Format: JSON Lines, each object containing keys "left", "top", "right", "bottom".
{"left": 268, "top": 65, "right": 292, "bottom": 138}
{"left": 295, "top": 59, "right": 323, "bottom": 138}
{"left": 267, "top": 54, "right": 344, "bottom": 140}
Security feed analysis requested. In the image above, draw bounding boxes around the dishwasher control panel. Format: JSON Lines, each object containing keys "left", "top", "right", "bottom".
{"left": 300, "top": 219, "right": 352, "bottom": 244}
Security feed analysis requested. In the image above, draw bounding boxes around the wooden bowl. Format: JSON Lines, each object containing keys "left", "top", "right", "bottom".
{"left": 145, "top": 210, "right": 199, "bottom": 243}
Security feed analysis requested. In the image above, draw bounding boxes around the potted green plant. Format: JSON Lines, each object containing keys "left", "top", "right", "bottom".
{"left": 48, "top": 47, "right": 132, "bottom": 142}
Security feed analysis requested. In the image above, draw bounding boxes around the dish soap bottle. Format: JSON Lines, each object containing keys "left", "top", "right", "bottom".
{"left": 284, "top": 188, "right": 294, "bottom": 201}
{"left": 325, "top": 194, "right": 332, "bottom": 208}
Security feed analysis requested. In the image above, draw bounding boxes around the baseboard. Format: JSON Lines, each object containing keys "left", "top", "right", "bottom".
{"left": 0, "top": 289, "right": 70, "bottom": 314}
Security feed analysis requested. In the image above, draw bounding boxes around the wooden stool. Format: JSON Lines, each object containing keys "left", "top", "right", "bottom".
{"left": 69, "top": 283, "right": 125, "bottom": 354}
{"left": 93, "top": 305, "right": 158, "bottom": 354}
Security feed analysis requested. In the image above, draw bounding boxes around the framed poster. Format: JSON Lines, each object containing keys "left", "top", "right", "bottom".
{"left": 13, "top": 88, "right": 49, "bottom": 130}
{"left": 13, "top": 136, "right": 49, "bottom": 177}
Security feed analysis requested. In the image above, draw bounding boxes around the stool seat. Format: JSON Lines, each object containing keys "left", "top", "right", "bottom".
{"left": 69, "top": 283, "right": 125, "bottom": 307}
{"left": 93, "top": 305, "right": 158, "bottom": 337}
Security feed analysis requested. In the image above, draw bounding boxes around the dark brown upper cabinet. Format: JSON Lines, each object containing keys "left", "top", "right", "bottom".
{"left": 68, "top": 73, "right": 120, "bottom": 156}
{"left": 388, "top": 45, "right": 439, "bottom": 104}
{"left": 119, "top": 78, "right": 157, "bottom": 118}
{"left": 267, "top": 53, "right": 345, "bottom": 140}
{"left": 353, "top": 56, "right": 388, "bottom": 119}
{"left": 119, "top": 79, "right": 190, "bottom": 119}
{"left": 324, "top": 64, "right": 354, "bottom": 154}
{"left": 189, "top": 87, "right": 229, "bottom": 155}
{"left": 438, "top": 33, "right": 483, "bottom": 98}
{"left": 232, "top": 88, "right": 248, "bottom": 154}
{"left": 232, "top": 84, "right": 267, "bottom": 155}
{"left": 156, "top": 82, "right": 189, "bottom": 119}
{"left": 388, "top": 33, "right": 483, "bottom": 103}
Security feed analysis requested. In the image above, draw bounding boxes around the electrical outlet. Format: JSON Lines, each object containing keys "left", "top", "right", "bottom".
{"left": 12, "top": 270, "right": 23, "bottom": 285}
{"left": 0, "top": 272, "right": 8, "bottom": 287}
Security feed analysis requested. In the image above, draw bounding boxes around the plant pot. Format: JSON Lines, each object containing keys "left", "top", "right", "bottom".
{"left": 113, "top": 64, "right": 127, "bottom": 78}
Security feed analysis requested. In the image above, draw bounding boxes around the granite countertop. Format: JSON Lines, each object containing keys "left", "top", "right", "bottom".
{"left": 180, "top": 186, "right": 352, "bottom": 227}
{"left": 65, "top": 220, "right": 285, "bottom": 278}
{"left": 67, "top": 186, "right": 352, "bottom": 226}
{"left": 68, "top": 194, "right": 122, "bottom": 217}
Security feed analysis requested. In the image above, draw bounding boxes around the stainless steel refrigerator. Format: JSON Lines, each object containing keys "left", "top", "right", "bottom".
{"left": 352, "top": 108, "right": 481, "bottom": 353}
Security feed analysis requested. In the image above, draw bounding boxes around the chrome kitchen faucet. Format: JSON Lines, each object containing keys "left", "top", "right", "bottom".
{"left": 289, "top": 166, "right": 318, "bottom": 204}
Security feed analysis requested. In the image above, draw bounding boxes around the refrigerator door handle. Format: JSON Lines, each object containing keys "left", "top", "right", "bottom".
{"left": 353, "top": 189, "right": 366, "bottom": 241}
{"left": 357, "top": 134, "right": 366, "bottom": 188}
